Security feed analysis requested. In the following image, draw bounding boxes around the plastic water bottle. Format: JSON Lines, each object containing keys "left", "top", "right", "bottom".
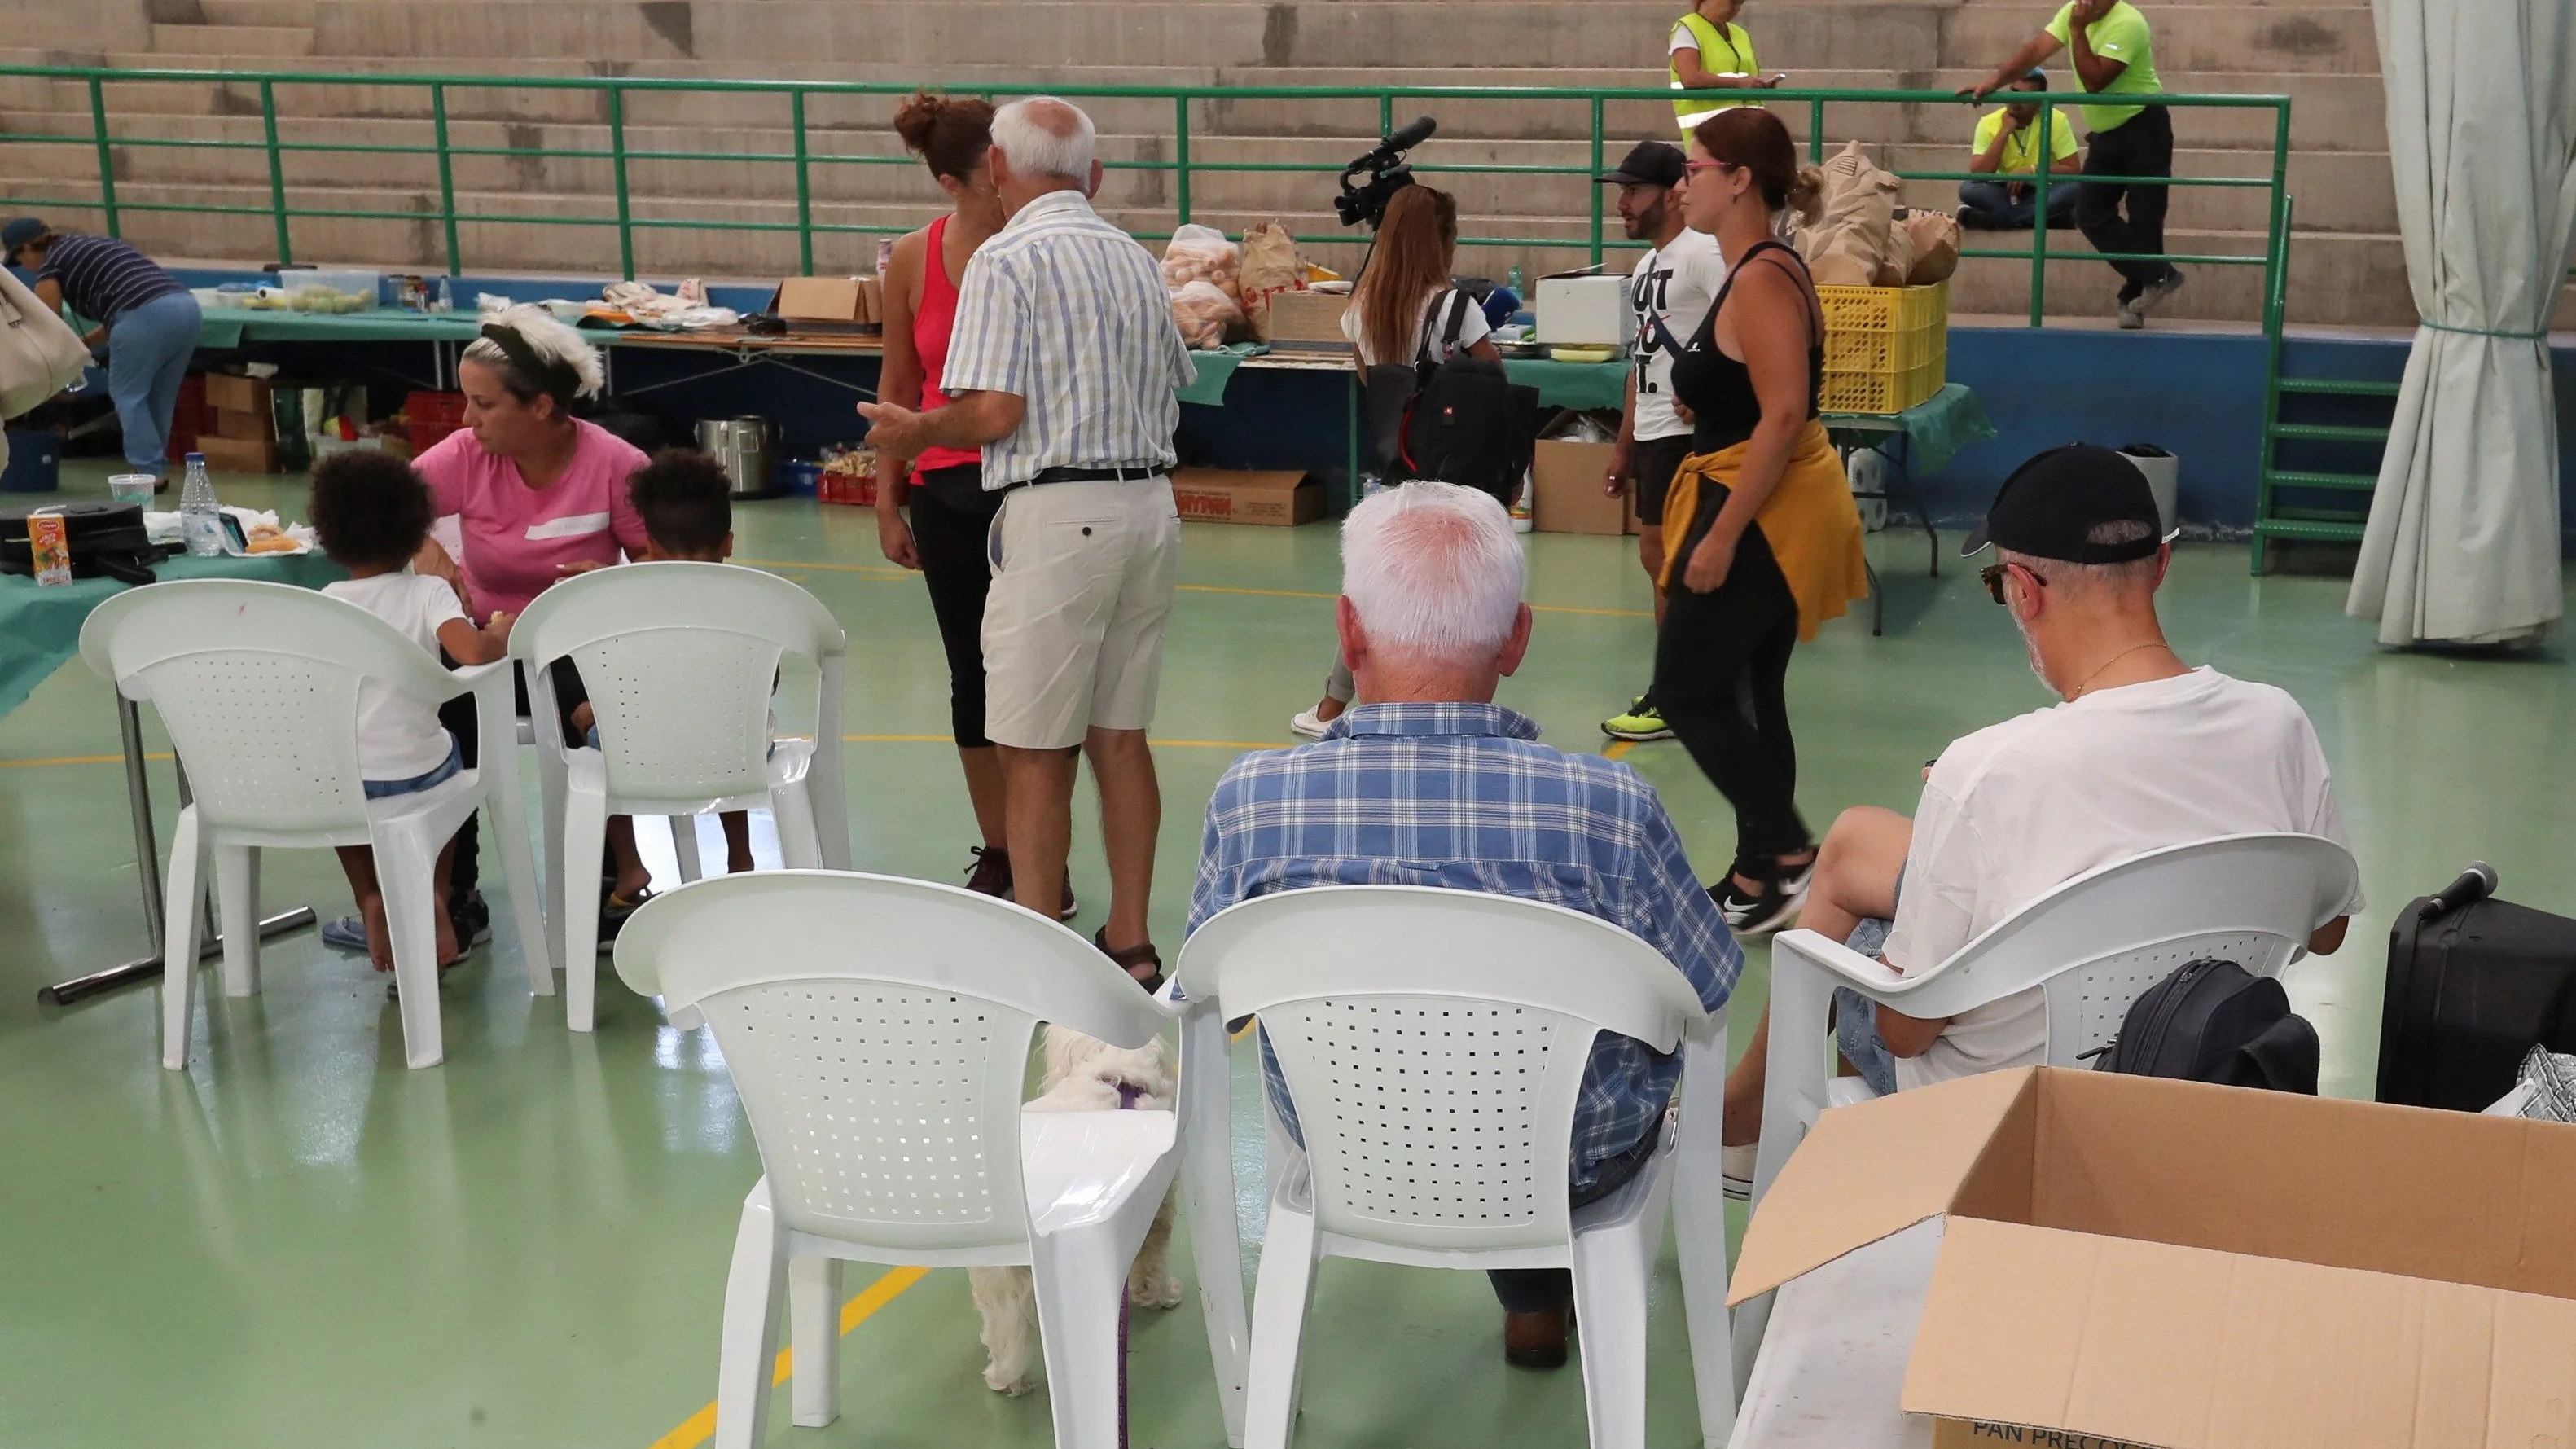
{"left": 1507, "top": 262, "right": 1525, "bottom": 295}
{"left": 432, "top": 275, "right": 454, "bottom": 313}
{"left": 179, "top": 452, "right": 224, "bottom": 557}
{"left": 1509, "top": 470, "right": 1535, "bottom": 533}
{"left": 1358, "top": 471, "right": 1386, "bottom": 501}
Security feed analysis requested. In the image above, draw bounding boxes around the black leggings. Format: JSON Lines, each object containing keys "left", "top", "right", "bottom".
{"left": 1652, "top": 490, "right": 1810, "bottom": 869}
{"left": 441, "top": 656, "right": 590, "bottom": 900}
{"left": 908, "top": 463, "right": 1005, "bottom": 749}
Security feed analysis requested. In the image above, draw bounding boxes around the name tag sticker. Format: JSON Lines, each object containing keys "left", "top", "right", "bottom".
{"left": 524, "top": 511, "right": 612, "bottom": 542}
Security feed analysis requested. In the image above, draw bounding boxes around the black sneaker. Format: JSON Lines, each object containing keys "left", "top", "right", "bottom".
{"left": 1714, "top": 856, "right": 1815, "bottom": 936}
{"left": 449, "top": 891, "right": 492, "bottom": 951}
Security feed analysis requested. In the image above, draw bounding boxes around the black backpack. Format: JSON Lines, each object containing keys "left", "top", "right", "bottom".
{"left": 2094, "top": 957, "right": 2320, "bottom": 1093}
{"left": 1361, "top": 291, "right": 1538, "bottom": 505}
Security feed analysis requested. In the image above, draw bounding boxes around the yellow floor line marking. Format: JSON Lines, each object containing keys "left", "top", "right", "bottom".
{"left": 0, "top": 750, "right": 172, "bottom": 769}
{"left": 1603, "top": 740, "right": 1635, "bottom": 762}
{"left": 648, "top": 1265, "right": 930, "bottom": 1449}
{"left": 739, "top": 558, "right": 1652, "bottom": 619}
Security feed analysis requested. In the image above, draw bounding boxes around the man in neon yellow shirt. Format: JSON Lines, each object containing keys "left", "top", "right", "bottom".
{"left": 1668, "top": 0, "right": 1783, "bottom": 139}
{"left": 1961, "top": 0, "right": 2182, "bottom": 328}
{"left": 1959, "top": 69, "right": 2079, "bottom": 231}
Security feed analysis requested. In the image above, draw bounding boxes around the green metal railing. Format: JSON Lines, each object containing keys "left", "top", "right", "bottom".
{"left": 2, "top": 66, "right": 2291, "bottom": 329}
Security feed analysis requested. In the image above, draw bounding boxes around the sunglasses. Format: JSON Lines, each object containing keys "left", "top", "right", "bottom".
{"left": 1980, "top": 561, "right": 2048, "bottom": 606}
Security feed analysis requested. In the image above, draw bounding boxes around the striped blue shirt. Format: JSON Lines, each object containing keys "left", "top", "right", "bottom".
{"left": 939, "top": 190, "right": 1197, "bottom": 490}
{"left": 36, "top": 233, "right": 182, "bottom": 329}
{"left": 1187, "top": 702, "right": 1743, "bottom": 1192}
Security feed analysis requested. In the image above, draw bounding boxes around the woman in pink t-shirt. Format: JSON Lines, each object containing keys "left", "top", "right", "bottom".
{"left": 411, "top": 307, "right": 657, "bottom": 939}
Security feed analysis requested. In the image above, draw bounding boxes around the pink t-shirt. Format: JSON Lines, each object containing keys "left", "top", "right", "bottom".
{"left": 417, "top": 419, "right": 652, "bottom": 616}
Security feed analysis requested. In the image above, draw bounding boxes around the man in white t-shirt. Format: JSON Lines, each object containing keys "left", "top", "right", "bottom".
{"left": 1715, "top": 444, "right": 2362, "bottom": 1186}
{"left": 1595, "top": 139, "right": 1727, "bottom": 744}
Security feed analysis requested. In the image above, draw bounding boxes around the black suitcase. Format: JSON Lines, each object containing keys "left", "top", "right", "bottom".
{"left": 0, "top": 499, "right": 162, "bottom": 584}
{"left": 2376, "top": 870, "right": 2576, "bottom": 1111}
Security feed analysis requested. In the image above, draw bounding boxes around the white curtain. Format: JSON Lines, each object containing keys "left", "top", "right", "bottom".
{"left": 2349, "top": 0, "right": 2576, "bottom": 646}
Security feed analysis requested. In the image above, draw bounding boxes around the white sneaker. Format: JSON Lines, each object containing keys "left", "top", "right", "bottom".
{"left": 2117, "top": 299, "right": 2145, "bottom": 330}
{"left": 2133, "top": 268, "right": 2186, "bottom": 315}
{"left": 1289, "top": 706, "right": 1331, "bottom": 740}
{"left": 1722, "top": 1142, "right": 1758, "bottom": 1201}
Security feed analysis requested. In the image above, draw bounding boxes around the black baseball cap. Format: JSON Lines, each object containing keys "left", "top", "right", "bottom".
{"left": 1596, "top": 141, "right": 1686, "bottom": 189}
{"left": 1961, "top": 443, "right": 2163, "bottom": 562}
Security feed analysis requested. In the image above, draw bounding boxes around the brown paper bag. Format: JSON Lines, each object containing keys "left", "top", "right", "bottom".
{"left": 1900, "top": 211, "right": 1962, "bottom": 285}
{"left": 1796, "top": 139, "right": 1900, "bottom": 288}
{"left": 1237, "top": 221, "right": 1305, "bottom": 343}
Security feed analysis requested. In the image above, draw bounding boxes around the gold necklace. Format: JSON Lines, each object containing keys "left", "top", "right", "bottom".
{"left": 2065, "top": 642, "right": 2173, "bottom": 700}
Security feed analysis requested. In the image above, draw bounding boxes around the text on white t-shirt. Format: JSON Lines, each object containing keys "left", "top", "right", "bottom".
{"left": 1629, "top": 228, "right": 1727, "bottom": 441}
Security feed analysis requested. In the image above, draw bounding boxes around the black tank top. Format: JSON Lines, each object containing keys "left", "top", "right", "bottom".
{"left": 1668, "top": 239, "right": 1825, "bottom": 454}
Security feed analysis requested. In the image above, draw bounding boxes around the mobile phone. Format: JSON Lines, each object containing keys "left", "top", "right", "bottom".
{"left": 218, "top": 512, "right": 251, "bottom": 555}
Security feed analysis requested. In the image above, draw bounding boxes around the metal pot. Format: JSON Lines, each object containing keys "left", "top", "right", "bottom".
{"left": 696, "top": 415, "right": 780, "bottom": 499}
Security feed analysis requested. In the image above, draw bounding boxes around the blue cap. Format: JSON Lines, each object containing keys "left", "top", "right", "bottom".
{"left": 2, "top": 217, "right": 45, "bottom": 261}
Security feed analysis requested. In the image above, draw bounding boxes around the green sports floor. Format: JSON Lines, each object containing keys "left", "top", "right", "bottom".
{"left": 3, "top": 459, "right": 2570, "bottom": 1448}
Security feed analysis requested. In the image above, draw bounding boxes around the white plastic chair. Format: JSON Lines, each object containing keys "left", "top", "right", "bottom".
{"left": 510, "top": 561, "right": 849, "bottom": 1030}
{"left": 1173, "top": 885, "right": 1737, "bottom": 1449}
{"left": 612, "top": 870, "right": 1235, "bottom": 1449}
{"left": 79, "top": 579, "right": 551, "bottom": 1070}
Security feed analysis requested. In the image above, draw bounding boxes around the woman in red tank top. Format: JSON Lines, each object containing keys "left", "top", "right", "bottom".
{"left": 878, "top": 93, "right": 1073, "bottom": 916}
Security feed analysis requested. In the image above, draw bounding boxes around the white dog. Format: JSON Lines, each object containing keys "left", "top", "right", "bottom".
{"left": 968, "top": 1024, "right": 1184, "bottom": 1395}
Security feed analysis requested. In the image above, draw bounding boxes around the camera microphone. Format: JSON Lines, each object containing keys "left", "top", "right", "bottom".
{"left": 1383, "top": 115, "right": 1437, "bottom": 153}
{"left": 2419, "top": 861, "right": 2498, "bottom": 921}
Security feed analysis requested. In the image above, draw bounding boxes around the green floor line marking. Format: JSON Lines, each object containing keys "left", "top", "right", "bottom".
{"left": 648, "top": 1265, "right": 930, "bottom": 1449}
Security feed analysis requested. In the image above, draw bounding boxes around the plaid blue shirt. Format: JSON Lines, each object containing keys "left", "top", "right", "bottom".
{"left": 1186, "top": 702, "right": 1743, "bottom": 1192}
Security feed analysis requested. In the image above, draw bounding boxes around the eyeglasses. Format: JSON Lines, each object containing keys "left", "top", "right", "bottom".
{"left": 1682, "top": 159, "right": 1735, "bottom": 175}
{"left": 1980, "top": 561, "right": 2047, "bottom": 605}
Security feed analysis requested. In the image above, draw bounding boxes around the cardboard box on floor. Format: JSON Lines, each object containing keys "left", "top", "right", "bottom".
{"left": 1531, "top": 439, "right": 1628, "bottom": 536}
{"left": 192, "top": 433, "right": 279, "bottom": 474}
{"left": 1731, "top": 1068, "right": 2576, "bottom": 1449}
{"left": 200, "top": 373, "right": 270, "bottom": 415}
{"left": 1170, "top": 468, "right": 1323, "bottom": 526}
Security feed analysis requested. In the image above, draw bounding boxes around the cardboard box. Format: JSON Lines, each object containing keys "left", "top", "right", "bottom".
{"left": 210, "top": 407, "right": 271, "bottom": 443}
{"left": 1530, "top": 440, "right": 1627, "bottom": 536}
{"left": 200, "top": 373, "right": 270, "bottom": 415}
{"left": 192, "top": 433, "right": 279, "bottom": 474}
{"left": 1170, "top": 468, "right": 1323, "bottom": 527}
{"left": 771, "top": 275, "right": 879, "bottom": 332}
{"left": 1731, "top": 1068, "right": 2576, "bottom": 1449}
{"left": 1266, "top": 289, "right": 1351, "bottom": 351}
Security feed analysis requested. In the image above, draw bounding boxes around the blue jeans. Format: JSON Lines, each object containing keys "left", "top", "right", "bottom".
{"left": 1958, "top": 178, "right": 2078, "bottom": 231}
{"left": 1832, "top": 875, "right": 1903, "bottom": 1096}
{"left": 106, "top": 291, "right": 201, "bottom": 478}
{"left": 362, "top": 740, "right": 463, "bottom": 800}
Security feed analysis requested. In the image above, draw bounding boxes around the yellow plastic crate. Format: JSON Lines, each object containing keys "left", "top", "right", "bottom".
{"left": 1815, "top": 279, "right": 1951, "bottom": 374}
{"left": 1820, "top": 352, "right": 1946, "bottom": 415}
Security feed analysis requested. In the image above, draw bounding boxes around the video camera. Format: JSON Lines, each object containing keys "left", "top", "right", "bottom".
{"left": 1334, "top": 116, "right": 1438, "bottom": 230}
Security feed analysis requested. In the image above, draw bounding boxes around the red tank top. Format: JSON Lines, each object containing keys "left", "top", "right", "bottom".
{"left": 911, "top": 213, "right": 982, "bottom": 476}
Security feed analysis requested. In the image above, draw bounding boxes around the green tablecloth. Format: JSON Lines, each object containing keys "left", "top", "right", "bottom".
{"left": 196, "top": 306, "right": 489, "bottom": 349}
{"left": 1505, "top": 358, "right": 1630, "bottom": 412}
{"left": 0, "top": 552, "right": 345, "bottom": 721}
{"left": 1821, "top": 384, "right": 1995, "bottom": 477}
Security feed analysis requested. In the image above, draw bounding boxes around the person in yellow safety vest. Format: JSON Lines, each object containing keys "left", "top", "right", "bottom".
{"left": 1668, "top": 0, "right": 1783, "bottom": 138}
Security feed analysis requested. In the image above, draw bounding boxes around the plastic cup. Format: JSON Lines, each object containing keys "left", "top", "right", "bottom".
{"left": 108, "top": 472, "right": 157, "bottom": 506}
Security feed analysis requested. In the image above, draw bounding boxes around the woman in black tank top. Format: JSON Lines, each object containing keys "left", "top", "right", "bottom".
{"left": 1653, "top": 108, "right": 1832, "bottom": 936}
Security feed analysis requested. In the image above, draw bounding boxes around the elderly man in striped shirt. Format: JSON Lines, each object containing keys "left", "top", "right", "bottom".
{"left": 862, "top": 97, "right": 1196, "bottom": 986}
{"left": 1187, "top": 481, "right": 1742, "bottom": 1370}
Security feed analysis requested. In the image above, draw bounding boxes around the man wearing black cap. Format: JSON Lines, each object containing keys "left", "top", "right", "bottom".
{"left": 1712, "top": 444, "right": 2360, "bottom": 1188}
{"left": 1595, "top": 140, "right": 1727, "bottom": 744}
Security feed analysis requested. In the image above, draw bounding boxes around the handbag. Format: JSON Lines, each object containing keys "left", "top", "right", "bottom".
{"left": 0, "top": 265, "right": 95, "bottom": 423}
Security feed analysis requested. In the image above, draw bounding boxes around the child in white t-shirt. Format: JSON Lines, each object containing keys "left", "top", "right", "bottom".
{"left": 311, "top": 451, "right": 515, "bottom": 973}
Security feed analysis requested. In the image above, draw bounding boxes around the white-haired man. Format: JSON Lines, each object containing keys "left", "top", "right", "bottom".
{"left": 862, "top": 97, "right": 1196, "bottom": 986}
{"left": 1187, "top": 481, "right": 1741, "bottom": 1370}
{"left": 1717, "top": 444, "right": 2362, "bottom": 1188}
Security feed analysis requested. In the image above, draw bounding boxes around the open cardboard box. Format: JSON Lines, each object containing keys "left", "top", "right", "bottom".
{"left": 1731, "top": 1068, "right": 2576, "bottom": 1449}
{"left": 1170, "top": 468, "right": 1323, "bottom": 526}
{"left": 770, "top": 275, "right": 881, "bottom": 333}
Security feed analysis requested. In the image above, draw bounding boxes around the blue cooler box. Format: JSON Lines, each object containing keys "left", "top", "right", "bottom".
{"left": 1, "top": 429, "right": 62, "bottom": 493}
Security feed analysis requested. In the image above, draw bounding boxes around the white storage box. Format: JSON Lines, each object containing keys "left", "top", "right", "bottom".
{"left": 276, "top": 268, "right": 380, "bottom": 313}
{"left": 1534, "top": 273, "right": 1632, "bottom": 348}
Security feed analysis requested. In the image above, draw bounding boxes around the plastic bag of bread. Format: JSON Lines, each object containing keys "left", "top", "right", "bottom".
{"left": 1795, "top": 139, "right": 1899, "bottom": 287}
{"left": 1161, "top": 224, "right": 1241, "bottom": 302}
{"left": 1236, "top": 221, "right": 1305, "bottom": 342}
{"left": 1899, "top": 209, "right": 1962, "bottom": 285}
{"left": 1170, "top": 279, "right": 1242, "bottom": 350}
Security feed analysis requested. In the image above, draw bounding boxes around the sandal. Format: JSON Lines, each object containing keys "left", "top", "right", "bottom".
{"left": 599, "top": 886, "right": 655, "bottom": 955}
{"left": 1094, "top": 927, "right": 1165, "bottom": 995}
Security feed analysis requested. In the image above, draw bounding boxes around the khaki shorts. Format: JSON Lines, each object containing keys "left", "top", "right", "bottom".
{"left": 980, "top": 477, "right": 1182, "bottom": 750}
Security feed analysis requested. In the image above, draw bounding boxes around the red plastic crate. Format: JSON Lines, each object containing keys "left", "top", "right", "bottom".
{"left": 404, "top": 390, "right": 467, "bottom": 457}
{"left": 167, "top": 375, "right": 216, "bottom": 463}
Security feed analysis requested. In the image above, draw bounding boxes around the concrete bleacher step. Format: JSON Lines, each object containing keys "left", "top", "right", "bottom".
{"left": 147, "top": 24, "right": 316, "bottom": 59}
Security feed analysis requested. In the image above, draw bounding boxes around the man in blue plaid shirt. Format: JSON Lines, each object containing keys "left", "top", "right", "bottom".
{"left": 1187, "top": 481, "right": 1741, "bottom": 1370}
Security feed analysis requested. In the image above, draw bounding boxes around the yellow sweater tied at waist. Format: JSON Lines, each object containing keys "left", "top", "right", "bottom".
{"left": 1657, "top": 418, "right": 1869, "bottom": 642}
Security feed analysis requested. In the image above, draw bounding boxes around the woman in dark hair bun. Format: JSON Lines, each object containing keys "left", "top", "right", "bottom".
{"left": 873, "top": 92, "right": 1069, "bottom": 915}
